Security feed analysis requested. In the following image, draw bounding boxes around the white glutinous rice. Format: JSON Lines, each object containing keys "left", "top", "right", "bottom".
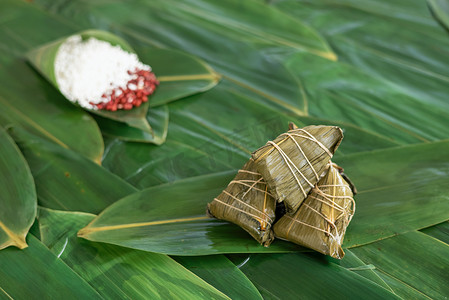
{"left": 54, "top": 35, "right": 158, "bottom": 111}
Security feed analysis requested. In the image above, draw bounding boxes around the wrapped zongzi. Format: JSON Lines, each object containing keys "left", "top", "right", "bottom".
{"left": 207, "top": 159, "right": 276, "bottom": 246}
{"left": 273, "top": 163, "right": 355, "bottom": 259}
{"left": 252, "top": 124, "right": 343, "bottom": 212}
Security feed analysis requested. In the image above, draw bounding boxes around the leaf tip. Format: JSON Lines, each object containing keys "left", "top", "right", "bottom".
{"left": 212, "top": 71, "right": 222, "bottom": 83}
{"left": 77, "top": 227, "right": 90, "bottom": 238}
{"left": 93, "top": 155, "right": 102, "bottom": 165}
{"left": 326, "top": 52, "right": 338, "bottom": 62}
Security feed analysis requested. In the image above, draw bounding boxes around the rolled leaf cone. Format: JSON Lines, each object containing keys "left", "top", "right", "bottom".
{"left": 26, "top": 30, "right": 153, "bottom": 134}
{"left": 207, "top": 159, "right": 276, "bottom": 246}
{"left": 26, "top": 30, "right": 134, "bottom": 88}
{"left": 273, "top": 163, "right": 355, "bottom": 259}
{"left": 252, "top": 123, "right": 343, "bottom": 212}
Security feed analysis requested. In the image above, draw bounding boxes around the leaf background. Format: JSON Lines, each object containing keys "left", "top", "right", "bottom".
{"left": 0, "top": 0, "right": 448, "bottom": 298}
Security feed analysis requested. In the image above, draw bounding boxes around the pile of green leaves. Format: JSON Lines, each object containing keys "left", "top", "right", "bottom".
{"left": 1, "top": 0, "right": 448, "bottom": 298}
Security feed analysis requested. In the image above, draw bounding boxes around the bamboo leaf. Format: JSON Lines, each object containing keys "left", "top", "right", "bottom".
{"left": 338, "top": 250, "right": 393, "bottom": 292}
{"left": 0, "top": 128, "right": 36, "bottom": 250}
{"left": 421, "top": 221, "right": 449, "bottom": 244}
{"left": 227, "top": 253, "right": 399, "bottom": 299}
{"left": 102, "top": 81, "right": 398, "bottom": 189}
{"left": 38, "top": 208, "right": 229, "bottom": 299}
{"left": 78, "top": 171, "right": 303, "bottom": 255}
{"left": 94, "top": 47, "right": 219, "bottom": 143}
{"left": 10, "top": 127, "right": 137, "bottom": 214}
{"left": 350, "top": 231, "right": 449, "bottom": 299}
{"left": 0, "top": 235, "right": 102, "bottom": 299}
{"left": 36, "top": 0, "right": 335, "bottom": 59}
{"left": 141, "top": 47, "right": 220, "bottom": 107}
{"left": 26, "top": 29, "right": 153, "bottom": 133}
{"left": 336, "top": 249, "right": 429, "bottom": 299}
{"left": 160, "top": 0, "right": 336, "bottom": 59}
{"left": 34, "top": 0, "right": 335, "bottom": 60}
{"left": 371, "top": 272, "right": 429, "bottom": 300}
{"left": 79, "top": 140, "right": 449, "bottom": 255}
{"left": 272, "top": 0, "right": 449, "bottom": 143}
{"left": 27, "top": 28, "right": 218, "bottom": 139}
{"left": 172, "top": 255, "right": 264, "bottom": 300}
{"left": 284, "top": 53, "right": 449, "bottom": 144}
{"left": 338, "top": 141, "right": 449, "bottom": 248}
{"left": 89, "top": 45, "right": 219, "bottom": 134}
{"left": 428, "top": 0, "right": 449, "bottom": 30}
{"left": 0, "top": 0, "right": 104, "bottom": 162}
{"left": 26, "top": 29, "right": 134, "bottom": 88}
{"left": 95, "top": 105, "right": 169, "bottom": 144}
{"left": 31, "top": 0, "right": 333, "bottom": 115}
{"left": 6, "top": 0, "right": 449, "bottom": 297}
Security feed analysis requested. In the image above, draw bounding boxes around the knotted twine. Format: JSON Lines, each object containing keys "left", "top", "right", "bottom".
{"left": 252, "top": 125, "right": 343, "bottom": 212}
{"left": 207, "top": 159, "right": 276, "bottom": 246}
{"left": 273, "top": 163, "right": 355, "bottom": 259}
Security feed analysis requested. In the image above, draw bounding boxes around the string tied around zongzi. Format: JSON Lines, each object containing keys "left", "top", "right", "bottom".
{"left": 207, "top": 159, "right": 276, "bottom": 246}
{"left": 252, "top": 124, "right": 343, "bottom": 212}
{"left": 273, "top": 162, "right": 355, "bottom": 259}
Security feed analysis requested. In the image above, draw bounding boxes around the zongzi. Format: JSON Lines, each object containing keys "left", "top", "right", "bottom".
{"left": 252, "top": 124, "right": 343, "bottom": 212}
{"left": 207, "top": 159, "right": 276, "bottom": 246}
{"left": 273, "top": 163, "right": 355, "bottom": 259}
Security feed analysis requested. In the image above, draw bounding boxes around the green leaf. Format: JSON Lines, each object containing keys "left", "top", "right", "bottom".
{"left": 80, "top": 140, "right": 449, "bottom": 255}
{"left": 91, "top": 46, "right": 220, "bottom": 136}
{"left": 283, "top": 54, "right": 446, "bottom": 144}
{"left": 10, "top": 127, "right": 137, "bottom": 214}
{"left": 32, "top": 0, "right": 333, "bottom": 116}
{"left": 228, "top": 253, "right": 399, "bottom": 299}
{"left": 350, "top": 231, "right": 449, "bottom": 299}
{"left": 78, "top": 171, "right": 303, "bottom": 255}
{"left": 26, "top": 29, "right": 135, "bottom": 88}
{"left": 372, "top": 272, "right": 429, "bottom": 300}
{"left": 0, "top": 235, "right": 102, "bottom": 299}
{"left": 95, "top": 105, "right": 169, "bottom": 144}
{"left": 0, "top": 127, "right": 36, "bottom": 250}
{"left": 38, "top": 208, "right": 229, "bottom": 299}
{"left": 421, "top": 221, "right": 449, "bottom": 244}
{"left": 90, "top": 47, "right": 219, "bottom": 143}
{"left": 26, "top": 29, "right": 154, "bottom": 133}
{"left": 0, "top": 0, "right": 104, "bottom": 162}
{"left": 102, "top": 81, "right": 398, "bottom": 189}
{"left": 27, "top": 28, "right": 218, "bottom": 140}
{"left": 338, "top": 140, "right": 449, "bottom": 248}
{"left": 7, "top": 0, "right": 449, "bottom": 297}
{"left": 337, "top": 249, "right": 428, "bottom": 299}
{"left": 35, "top": 0, "right": 335, "bottom": 60}
{"left": 36, "top": 0, "right": 335, "bottom": 59}
{"left": 96, "top": 41, "right": 224, "bottom": 143}
{"left": 272, "top": 0, "right": 449, "bottom": 143}
{"left": 428, "top": 0, "right": 449, "bottom": 31}
{"left": 141, "top": 47, "right": 220, "bottom": 107}
{"left": 174, "top": 255, "right": 263, "bottom": 300}
{"left": 338, "top": 250, "right": 393, "bottom": 292}
{"left": 164, "top": 0, "right": 336, "bottom": 59}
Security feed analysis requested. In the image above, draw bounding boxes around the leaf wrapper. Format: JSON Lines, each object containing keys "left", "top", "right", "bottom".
{"left": 273, "top": 163, "right": 355, "bottom": 259}
{"left": 26, "top": 30, "right": 134, "bottom": 90}
{"left": 252, "top": 125, "right": 343, "bottom": 212}
{"left": 207, "top": 159, "right": 276, "bottom": 246}
{"left": 26, "top": 30, "right": 153, "bottom": 133}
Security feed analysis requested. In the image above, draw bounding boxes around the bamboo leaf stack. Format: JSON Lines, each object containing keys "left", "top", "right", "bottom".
{"left": 207, "top": 123, "right": 356, "bottom": 259}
